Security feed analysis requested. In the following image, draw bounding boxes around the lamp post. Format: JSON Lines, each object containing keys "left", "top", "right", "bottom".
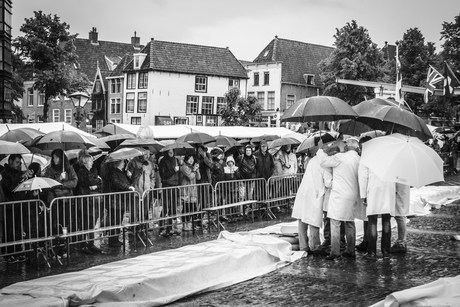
{"left": 69, "top": 91, "right": 90, "bottom": 128}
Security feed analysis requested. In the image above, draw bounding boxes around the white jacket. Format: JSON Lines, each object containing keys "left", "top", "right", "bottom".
{"left": 318, "top": 149, "right": 360, "bottom": 221}
{"left": 395, "top": 183, "right": 410, "bottom": 216}
{"left": 358, "top": 163, "right": 396, "bottom": 216}
{"left": 291, "top": 156, "right": 332, "bottom": 227}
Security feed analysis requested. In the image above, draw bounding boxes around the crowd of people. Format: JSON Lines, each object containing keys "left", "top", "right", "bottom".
{"left": 0, "top": 138, "right": 308, "bottom": 264}
{"left": 292, "top": 134, "right": 411, "bottom": 261}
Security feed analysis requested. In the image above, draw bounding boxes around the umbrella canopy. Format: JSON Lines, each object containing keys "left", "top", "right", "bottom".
{"left": 13, "top": 177, "right": 62, "bottom": 193}
{"left": 86, "top": 137, "right": 110, "bottom": 150}
{"left": 356, "top": 105, "right": 432, "bottom": 141}
{"left": 176, "top": 132, "right": 215, "bottom": 145}
{"left": 337, "top": 119, "right": 373, "bottom": 136}
{"left": 99, "top": 134, "right": 136, "bottom": 150}
{"left": 0, "top": 127, "right": 45, "bottom": 143}
{"left": 160, "top": 142, "right": 195, "bottom": 156}
{"left": 115, "top": 139, "right": 164, "bottom": 153}
{"left": 297, "top": 133, "right": 336, "bottom": 154}
{"left": 104, "top": 147, "right": 149, "bottom": 163}
{"left": 29, "top": 130, "right": 96, "bottom": 154}
{"left": 364, "top": 97, "right": 410, "bottom": 110}
{"left": 207, "top": 135, "right": 241, "bottom": 148}
{"left": 0, "top": 154, "right": 49, "bottom": 171}
{"left": 360, "top": 133, "right": 444, "bottom": 188}
{"left": 283, "top": 132, "right": 309, "bottom": 143}
{"left": 280, "top": 96, "right": 358, "bottom": 122}
{"left": 0, "top": 140, "right": 31, "bottom": 155}
{"left": 251, "top": 134, "right": 280, "bottom": 145}
{"left": 65, "top": 147, "right": 103, "bottom": 161}
{"left": 268, "top": 137, "right": 301, "bottom": 149}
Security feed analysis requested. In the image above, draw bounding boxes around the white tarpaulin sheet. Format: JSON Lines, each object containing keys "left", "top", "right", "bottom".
{"left": 409, "top": 186, "right": 460, "bottom": 216}
{"left": 0, "top": 231, "right": 302, "bottom": 307}
{"left": 369, "top": 275, "right": 460, "bottom": 307}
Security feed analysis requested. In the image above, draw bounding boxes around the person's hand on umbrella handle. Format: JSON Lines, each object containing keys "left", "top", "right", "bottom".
{"left": 174, "top": 166, "right": 180, "bottom": 172}
{"left": 361, "top": 198, "right": 367, "bottom": 207}
{"left": 126, "top": 170, "right": 132, "bottom": 178}
{"left": 318, "top": 139, "right": 324, "bottom": 149}
{"left": 60, "top": 171, "right": 66, "bottom": 180}
{"left": 129, "top": 186, "right": 135, "bottom": 192}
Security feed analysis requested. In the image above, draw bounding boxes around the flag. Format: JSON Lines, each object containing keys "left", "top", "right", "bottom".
{"left": 444, "top": 61, "right": 460, "bottom": 98}
{"left": 395, "top": 45, "right": 402, "bottom": 103}
{"left": 424, "top": 65, "right": 444, "bottom": 103}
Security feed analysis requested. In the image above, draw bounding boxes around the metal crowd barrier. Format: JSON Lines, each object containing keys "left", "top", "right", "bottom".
{"left": 141, "top": 183, "right": 213, "bottom": 240}
{"left": 0, "top": 199, "right": 51, "bottom": 268}
{"left": 47, "top": 191, "right": 140, "bottom": 263}
{"left": 266, "top": 173, "right": 303, "bottom": 217}
{"left": 1, "top": 176, "right": 305, "bottom": 268}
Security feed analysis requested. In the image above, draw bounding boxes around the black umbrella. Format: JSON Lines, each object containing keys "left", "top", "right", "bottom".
{"left": 160, "top": 142, "right": 196, "bottom": 156}
{"left": 176, "top": 132, "right": 215, "bottom": 145}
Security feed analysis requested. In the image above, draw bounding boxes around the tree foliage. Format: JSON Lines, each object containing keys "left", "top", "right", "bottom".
{"left": 13, "top": 11, "right": 90, "bottom": 122}
{"left": 319, "top": 20, "right": 385, "bottom": 105}
{"left": 219, "top": 87, "right": 262, "bottom": 126}
{"left": 441, "top": 13, "right": 460, "bottom": 74}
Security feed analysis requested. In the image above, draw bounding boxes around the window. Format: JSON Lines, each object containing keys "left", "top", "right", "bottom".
{"left": 195, "top": 76, "right": 207, "bottom": 92}
{"left": 110, "top": 98, "right": 121, "bottom": 114}
{"left": 264, "top": 72, "right": 270, "bottom": 85}
{"left": 52, "top": 109, "right": 60, "bottom": 122}
{"left": 228, "top": 79, "right": 239, "bottom": 89}
{"left": 186, "top": 95, "right": 199, "bottom": 114}
{"left": 267, "top": 91, "right": 275, "bottom": 110}
{"left": 217, "top": 97, "right": 225, "bottom": 114}
{"left": 126, "top": 93, "right": 135, "bottom": 113}
{"left": 27, "top": 88, "right": 33, "bottom": 107}
{"left": 304, "top": 74, "right": 315, "bottom": 85}
{"left": 110, "top": 118, "right": 121, "bottom": 123}
{"left": 111, "top": 78, "right": 121, "bottom": 93}
{"left": 253, "top": 72, "right": 259, "bottom": 86}
{"left": 286, "top": 94, "right": 296, "bottom": 109}
{"left": 138, "top": 72, "right": 148, "bottom": 89}
{"left": 257, "top": 92, "right": 265, "bottom": 108}
{"left": 94, "top": 80, "right": 102, "bottom": 93}
{"left": 127, "top": 74, "right": 136, "bottom": 89}
{"left": 64, "top": 109, "right": 72, "bottom": 124}
{"left": 38, "top": 92, "right": 45, "bottom": 106}
{"left": 131, "top": 117, "right": 141, "bottom": 125}
{"left": 201, "top": 96, "right": 214, "bottom": 114}
{"left": 138, "top": 92, "right": 147, "bottom": 113}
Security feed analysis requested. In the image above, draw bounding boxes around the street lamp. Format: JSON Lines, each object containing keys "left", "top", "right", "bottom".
{"left": 69, "top": 91, "right": 90, "bottom": 128}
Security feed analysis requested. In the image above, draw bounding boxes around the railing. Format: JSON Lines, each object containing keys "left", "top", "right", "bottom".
{"left": 1, "top": 175, "right": 302, "bottom": 267}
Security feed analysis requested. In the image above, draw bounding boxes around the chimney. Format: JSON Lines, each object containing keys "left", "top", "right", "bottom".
{"left": 89, "top": 27, "right": 98, "bottom": 45}
{"left": 131, "top": 31, "right": 140, "bottom": 49}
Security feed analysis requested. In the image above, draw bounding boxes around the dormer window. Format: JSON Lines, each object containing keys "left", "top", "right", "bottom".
{"left": 303, "top": 74, "right": 315, "bottom": 85}
{"left": 133, "top": 53, "right": 147, "bottom": 70}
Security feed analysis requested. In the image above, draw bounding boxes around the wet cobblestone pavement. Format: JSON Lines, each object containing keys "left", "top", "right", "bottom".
{"left": 2, "top": 175, "right": 460, "bottom": 306}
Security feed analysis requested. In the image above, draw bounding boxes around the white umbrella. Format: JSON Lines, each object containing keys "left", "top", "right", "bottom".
{"left": 360, "top": 133, "right": 444, "bottom": 188}
{"left": 0, "top": 154, "right": 49, "bottom": 171}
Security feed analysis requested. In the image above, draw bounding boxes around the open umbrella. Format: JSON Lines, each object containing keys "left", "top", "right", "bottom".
{"left": 0, "top": 127, "right": 45, "bottom": 143}
{"left": 115, "top": 138, "right": 164, "bottom": 153}
{"left": 207, "top": 135, "right": 241, "bottom": 148}
{"left": 296, "top": 133, "right": 336, "bottom": 154}
{"left": 104, "top": 147, "right": 149, "bottom": 163}
{"left": 356, "top": 105, "right": 432, "bottom": 141}
{"left": 251, "top": 134, "right": 280, "bottom": 145}
{"left": 0, "top": 154, "right": 49, "bottom": 171}
{"left": 99, "top": 134, "right": 136, "bottom": 150}
{"left": 65, "top": 147, "right": 103, "bottom": 162}
{"left": 280, "top": 96, "right": 358, "bottom": 122}
{"left": 13, "top": 177, "right": 62, "bottom": 193}
{"left": 29, "top": 130, "right": 96, "bottom": 153}
{"left": 283, "top": 132, "right": 309, "bottom": 143}
{"left": 0, "top": 140, "right": 31, "bottom": 155}
{"left": 176, "top": 132, "right": 215, "bottom": 145}
{"left": 268, "top": 137, "right": 301, "bottom": 149}
{"left": 337, "top": 119, "right": 373, "bottom": 136}
{"left": 160, "top": 142, "right": 195, "bottom": 156}
{"left": 360, "top": 133, "right": 444, "bottom": 188}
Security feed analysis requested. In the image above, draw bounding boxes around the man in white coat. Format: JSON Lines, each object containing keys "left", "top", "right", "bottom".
{"left": 358, "top": 162, "right": 396, "bottom": 260}
{"left": 318, "top": 138, "right": 361, "bottom": 260}
{"left": 292, "top": 144, "right": 332, "bottom": 253}
{"left": 391, "top": 183, "right": 410, "bottom": 253}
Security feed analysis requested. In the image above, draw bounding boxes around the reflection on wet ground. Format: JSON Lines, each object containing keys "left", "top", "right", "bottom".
{"left": 2, "top": 176, "right": 460, "bottom": 306}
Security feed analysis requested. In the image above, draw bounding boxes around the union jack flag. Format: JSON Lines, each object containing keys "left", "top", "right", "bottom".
{"left": 444, "top": 61, "right": 460, "bottom": 98}
{"left": 424, "top": 65, "right": 444, "bottom": 103}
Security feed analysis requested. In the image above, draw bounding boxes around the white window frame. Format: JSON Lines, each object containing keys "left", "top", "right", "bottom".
{"left": 195, "top": 76, "right": 207, "bottom": 93}
{"left": 27, "top": 88, "right": 34, "bottom": 107}
{"left": 263, "top": 72, "right": 270, "bottom": 86}
{"left": 253, "top": 72, "right": 259, "bottom": 86}
{"left": 127, "top": 74, "right": 136, "bottom": 89}
{"left": 52, "top": 109, "right": 60, "bottom": 123}
{"left": 201, "top": 96, "right": 214, "bottom": 115}
{"left": 228, "top": 79, "right": 239, "bottom": 89}
{"left": 137, "top": 92, "right": 147, "bottom": 113}
{"left": 138, "top": 72, "right": 148, "bottom": 89}
{"left": 131, "top": 117, "right": 141, "bottom": 125}
{"left": 267, "top": 91, "right": 275, "bottom": 110}
{"left": 186, "top": 95, "right": 199, "bottom": 115}
{"left": 257, "top": 92, "right": 265, "bottom": 109}
{"left": 110, "top": 98, "right": 121, "bottom": 114}
{"left": 110, "top": 118, "right": 121, "bottom": 123}
{"left": 217, "top": 97, "right": 225, "bottom": 113}
{"left": 286, "top": 94, "right": 296, "bottom": 109}
{"left": 64, "top": 109, "right": 72, "bottom": 124}
{"left": 126, "top": 93, "right": 135, "bottom": 113}
{"left": 38, "top": 92, "right": 45, "bottom": 107}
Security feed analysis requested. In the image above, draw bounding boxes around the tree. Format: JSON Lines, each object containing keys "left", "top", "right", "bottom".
{"left": 219, "top": 87, "right": 262, "bottom": 126}
{"left": 319, "top": 20, "right": 385, "bottom": 105}
{"left": 13, "top": 11, "right": 90, "bottom": 122}
{"left": 11, "top": 104, "right": 25, "bottom": 123}
{"left": 396, "top": 28, "right": 437, "bottom": 110}
{"left": 441, "top": 13, "right": 460, "bottom": 74}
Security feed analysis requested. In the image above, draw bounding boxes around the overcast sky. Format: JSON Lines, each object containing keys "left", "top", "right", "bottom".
{"left": 11, "top": 0, "right": 460, "bottom": 61}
